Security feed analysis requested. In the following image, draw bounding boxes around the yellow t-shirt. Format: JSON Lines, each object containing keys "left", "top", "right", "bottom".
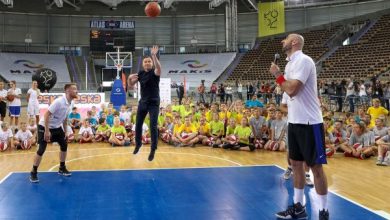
{"left": 206, "top": 111, "right": 213, "bottom": 122}
{"left": 367, "top": 106, "right": 388, "bottom": 127}
{"left": 178, "top": 124, "right": 197, "bottom": 134}
{"left": 235, "top": 113, "right": 244, "bottom": 124}
{"left": 173, "top": 123, "right": 182, "bottom": 135}
{"left": 219, "top": 111, "right": 231, "bottom": 121}
{"left": 198, "top": 123, "right": 210, "bottom": 135}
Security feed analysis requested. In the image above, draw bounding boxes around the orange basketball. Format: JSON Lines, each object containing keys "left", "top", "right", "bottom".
{"left": 145, "top": 2, "right": 161, "bottom": 18}
{"left": 6, "top": 94, "right": 15, "bottom": 102}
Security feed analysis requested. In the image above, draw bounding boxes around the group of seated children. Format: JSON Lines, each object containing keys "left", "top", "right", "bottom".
{"left": 0, "top": 118, "right": 37, "bottom": 151}
{"left": 3, "top": 97, "right": 388, "bottom": 168}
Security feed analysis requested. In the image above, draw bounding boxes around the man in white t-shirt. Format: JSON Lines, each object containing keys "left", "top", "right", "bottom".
{"left": 7, "top": 80, "right": 22, "bottom": 130}
{"left": 30, "top": 83, "right": 78, "bottom": 183}
{"left": 270, "top": 34, "right": 329, "bottom": 220}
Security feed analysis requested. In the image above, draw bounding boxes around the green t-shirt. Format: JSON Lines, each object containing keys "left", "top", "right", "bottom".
{"left": 172, "top": 105, "right": 186, "bottom": 116}
{"left": 111, "top": 125, "right": 126, "bottom": 135}
{"left": 158, "top": 115, "right": 165, "bottom": 127}
{"left": 194, "top": 112, "right": 202, "bottom": 122}
{"left": 209, "top": 120, "right": 224, "bottom": 136}
{"left": 130, "top": 114, "right": 137, "bottom": 124}
{"left": 234, "top": 125, "right": 252, "bottom": 144}
{"left": 97, "top": 124, "right": 111, "bottom": 132}
{"left": 226, "top": 126, "right": 235, "bottom": 136}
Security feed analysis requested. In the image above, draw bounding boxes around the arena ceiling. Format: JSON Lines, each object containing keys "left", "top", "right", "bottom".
{"left": 0, "top": 0, "right": 381, "bottom": 16}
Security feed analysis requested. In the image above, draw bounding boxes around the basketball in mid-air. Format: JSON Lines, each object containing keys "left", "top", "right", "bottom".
{"left": 145, "top": 2, "right": 161, "bottom": 18}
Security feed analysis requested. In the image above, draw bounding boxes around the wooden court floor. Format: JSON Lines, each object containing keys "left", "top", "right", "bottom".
{"left": 1, "top": 142, "right": 389, "bottom": 214}
{"left": 0, "top": 107, "right": 389, "bottom": 215}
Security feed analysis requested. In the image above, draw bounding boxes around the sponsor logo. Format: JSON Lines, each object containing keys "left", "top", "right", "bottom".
{"left": 14, "top": 60, "right": 44, "bottom": 69}
{"left": 168, "top": 60, "right": 211, "bottom": 74}
{"left": 11, "top": 60, "right": 49, "bottom": 75}
{"left": 181, "top": 60, "right": 208, "bottom": 68}
{"left": 38, "top": 94, "right": 102, "bottom": 105}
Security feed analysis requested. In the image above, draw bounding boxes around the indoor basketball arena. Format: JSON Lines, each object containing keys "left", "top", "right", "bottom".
{"left": 0, "top": 0, "right": 389, "bottom": 219}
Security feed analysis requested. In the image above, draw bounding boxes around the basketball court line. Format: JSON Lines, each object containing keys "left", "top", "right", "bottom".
{"left": 2, "top": 162, "right": 389, "bottom": 218}
{"left": 0, "top": 172, "right": 13, "bottom": 184}
{"left": 0, "top": 146, "right": 174, "bottom": 157}
{"left": 272, "top": 164, "right": 390, "bottom": 218}
{"left": 47, "top": 151, "right": 243, "bottom": 171}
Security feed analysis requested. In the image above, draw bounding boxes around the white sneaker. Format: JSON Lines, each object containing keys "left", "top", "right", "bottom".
{"left": 305, "top": 174, "right": 314, "bottom": 186}
{"left": 382, "top": 152, "right": 390, "bottom": 166}
{"left": 376, "top": 158, "right": 384, "bottom": 166}
{"left": 283, "top": 167, "right": 293, "bottom": 180}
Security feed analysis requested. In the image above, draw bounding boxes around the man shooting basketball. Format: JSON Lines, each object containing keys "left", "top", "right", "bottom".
{"left": 270, "top": 34, "right": 329, "bottom": 220}
{"left": 128, "top": 45, "right": 161, "bottom": 161}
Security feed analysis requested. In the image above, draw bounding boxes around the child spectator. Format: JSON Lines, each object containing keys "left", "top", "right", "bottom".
{"left": 95, "top": 118, "right": 111, "bottom": 142}
{"left": 0, "top": 122, "right": 13, "bottom": 151}
{"left": 14, "top": 122, "right": 35, "bottom": 149}
{"left": 77, "top": 119, "right": 94, "bottom": 143}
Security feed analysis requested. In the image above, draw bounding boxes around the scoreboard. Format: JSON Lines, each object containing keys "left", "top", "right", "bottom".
{"left": 90, "top": 20, "right": 135, "bottom": 52}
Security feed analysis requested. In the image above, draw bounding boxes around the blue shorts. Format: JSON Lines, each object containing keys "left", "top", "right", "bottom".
{"left": 9, "top": 106, "right": 21, "bottom": 117}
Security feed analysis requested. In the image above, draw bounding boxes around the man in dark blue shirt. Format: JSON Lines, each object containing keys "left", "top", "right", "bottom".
{"left": 128, "top": 45, "right": 161, "bottom": 161}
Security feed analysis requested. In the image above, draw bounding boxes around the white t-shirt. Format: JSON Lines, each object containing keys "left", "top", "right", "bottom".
{"left": 27, "top": 89, "right": 40, "bottom": 105}
{"left": 132, "top": 123, "right": 148, "bottom": 135}
{"left": 284, "top": 50, "right": 322, "bottom": 124}
{"left": 8, "top": 88, "right": 22, "bottom": 106}
{"left": 281, "top": 92, "right": 289, "bottom": 105}
{"left": 346, "top": 82, "right": 355, "bottom": 97}
{"left": 0, "top": 129, "right": 13, "bottom": 142}
{"left": 39, "top": 96, "right": 72, "bottom": 129}
{"left": 120, "top": 111, "right": 131, "bottom": 124}
{"left": 78, "top": 126, "right": 93, "bottom": 135}
{"left": 66, "top": 125, "right": 74, "bottom": 135}
{"left": 15, "top": 130, "right": 33, "bottom": 141}
{"left": 27, "top": 124, "right": 37, "bottom": 133}
{"left": 237, "top": 84, "right": 242, "bottom": 93}
{"left": 359, "top": 84, "right": 367, "bottom": 96}
{"left": 0, "top": 89, "right": 7, "bottom": 103}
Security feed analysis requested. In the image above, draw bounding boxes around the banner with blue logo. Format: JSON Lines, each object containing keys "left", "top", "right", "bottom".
{"left": 110, "top": 79, "right": 126, "bottom": 110}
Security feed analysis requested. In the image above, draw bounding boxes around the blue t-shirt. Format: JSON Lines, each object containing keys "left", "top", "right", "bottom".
{"left": 245, "top": 100, "right": 264, "bottom": 108}
{"left": 88, "top": 117, "right": 98, "bottom": 126}
{"left": 68, "top": 112, "right": 81, "bottom": 120}
{"left": 106, "top": 114, "right": 114, "bottom": 127}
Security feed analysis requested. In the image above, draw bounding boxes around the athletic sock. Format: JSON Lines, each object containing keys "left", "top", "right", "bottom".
{"left": 294, "top": 188, "right": 305, "bottom": 206}
{"left": 318, "top": 194, "right": 328, "bottom": 210}
{"left": 32, "top": 166, "right": 38, "bottom": 173}
{"left": 60, "top": 162, "right": 65, "bottom": 168}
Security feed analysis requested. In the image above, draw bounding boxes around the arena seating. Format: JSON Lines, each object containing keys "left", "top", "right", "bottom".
{"left": 321, "top": 14, "right": 390, "bottom": 80}
{"left": 226, "top": 13, "right": 390, "bottom": 84}
{"left": 226, "top": 26, "right": 341, "bottom": 83}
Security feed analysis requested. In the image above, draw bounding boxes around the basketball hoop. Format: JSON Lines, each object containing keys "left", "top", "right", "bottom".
{"left": 116, "top": 64, "right": 123, "bottom": 71}
{"left": 105, "top": 48, "right": 132, "bottom": 79}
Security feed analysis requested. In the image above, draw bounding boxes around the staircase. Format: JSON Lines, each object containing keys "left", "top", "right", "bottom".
{"left": 215, "top": 53, "right": 243, "bottom": 83}
{"left": 66, "top": 56, "right": 97, "bottom": 91}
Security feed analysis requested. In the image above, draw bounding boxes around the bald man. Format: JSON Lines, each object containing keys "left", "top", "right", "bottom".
{"left": 270, "top": 34, "right": 329, "bottom": 220}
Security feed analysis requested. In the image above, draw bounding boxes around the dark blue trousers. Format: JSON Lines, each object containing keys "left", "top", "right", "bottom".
{"left": 135, "top": 100, "right": 159, "bottom": 151}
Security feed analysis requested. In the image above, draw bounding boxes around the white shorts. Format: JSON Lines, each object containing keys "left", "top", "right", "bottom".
{"left": 27, "top": 104, "right": 40, "bottom": 116}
